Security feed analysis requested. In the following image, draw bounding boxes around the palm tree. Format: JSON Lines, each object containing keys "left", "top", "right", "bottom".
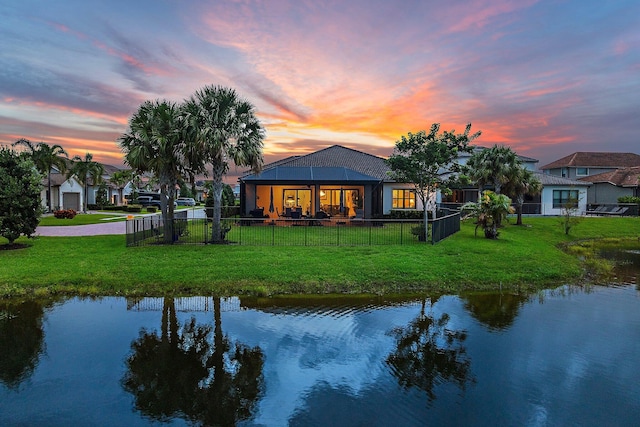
{"left": 66, "top": 153, "right": 105, "bottom": 212}
{"left": 109, "top": 169, "right": 133, "bottom": 205}
{"left": 183, "top": 85, "right": 265, "bottom": 243}
{"left": 502, "top": 167, "right": 542, "bottom": 225}
{"left": 119, "top": 100, "right": 193, "bottom": 242}
{"left": 467, "top": 145, "right": 521, "bottom": 196}
{"left": 12, "top": 139, "right": 68, "bottom": 212}
{"left": 462, "top": 190, "right": 514, "bottom": 239}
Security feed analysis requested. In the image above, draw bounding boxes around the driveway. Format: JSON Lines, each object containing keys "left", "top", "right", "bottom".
{"left": 35, "top": 208, "right": 206, "bottom": 237}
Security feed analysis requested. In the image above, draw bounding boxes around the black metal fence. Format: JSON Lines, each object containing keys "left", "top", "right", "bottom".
{"left": 126, "top": 210, "right": 461, "bottom": 247}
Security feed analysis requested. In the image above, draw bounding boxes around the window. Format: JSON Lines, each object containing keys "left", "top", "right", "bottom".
{"left": 392, "top": 189, "right": 416, "bottom": 209}
{"left": 576, "top": 167, "right": 588, "bottom": 176}
{"left": 553, "top": 190, "right": 579, "bottom": 209}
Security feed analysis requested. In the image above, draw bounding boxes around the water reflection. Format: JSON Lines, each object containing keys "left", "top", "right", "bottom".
{"left": 0, "top": 255, "right": 638, "bottom": 426}
{"left": 386, "top": 298, "right": 473, "bottom": 402}
{"left": 461, "top": 292, "right": 530, "bottom": 331}
{"left": 122, "top": 297, "right": 264, "bottom": 426}
{"left": 0, "top": 298, "right": 56, "bottom": 388}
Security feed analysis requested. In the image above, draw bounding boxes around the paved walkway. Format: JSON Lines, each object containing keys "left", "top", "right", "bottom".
{"left": 36, "top": 221, "right": 126, "bottom": 236}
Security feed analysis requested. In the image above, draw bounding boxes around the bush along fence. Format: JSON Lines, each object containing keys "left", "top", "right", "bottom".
{"left": 125, "top": 210, "right": 461, "bottom": 247}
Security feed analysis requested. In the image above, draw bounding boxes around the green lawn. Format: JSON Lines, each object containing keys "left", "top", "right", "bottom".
{"left": 38, "top": 213, "right": 128, "bottom": 226}
{"left": 1, "top": 216, "right": 639, "bottom": 297}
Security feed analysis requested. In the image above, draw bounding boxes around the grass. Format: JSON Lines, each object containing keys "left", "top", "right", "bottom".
{"left": 38, "top": 213, "right": 128, "bottom": 226}
{"left": 1, "top": 216, "right": 638, "bottom": 298}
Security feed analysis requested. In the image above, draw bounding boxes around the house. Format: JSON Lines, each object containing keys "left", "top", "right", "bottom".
{"left": 578, "top": 167, "right": 640, "bottom": 205}
{"left": 540, "top": 152, "right": 640, "bottom": 205}
{"left": 42, "top": 166, "right": 84, "bottom": 211}
{"left": 443, "top": 147, "right": 540, "bottom": 205}
{"left": 540, "top": 152, "right": 640, "bottom": 179}
{"left": 534, "top": 172, "right": 590, "bottom": 215}
{"left": 239, "top": 145, "right": 419, "bottom": 219}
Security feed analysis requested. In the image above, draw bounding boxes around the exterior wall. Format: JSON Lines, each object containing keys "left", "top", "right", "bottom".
{"left": 382, "top": 183, "right": 440, "bottom": 214}
{"left": 540, "top": 186, "right": 588, "bottom": 215}
{"left": 589, "top": 183, "right": 633, "bottom": 205}
{"left": 58, "top": 179, "right": 84, "bottom": 211}
{"left": 546, "top": 167, "right": 616, "bottom": 180}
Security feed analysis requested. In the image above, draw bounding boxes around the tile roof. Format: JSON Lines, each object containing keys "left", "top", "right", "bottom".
{"left": 578, "top": 166, "right": 640, "bottom": 187}
{"left": 458, "top": 146, "right": 539, "bottom": 164}
{"left": 540, "top": 152, "right": 640, "bottom": 170}
{"left": 533, "top": 172, "right": 590, "bottom": 186}
{"left": 244, "top": 145, "right": 391, "bottom": 181}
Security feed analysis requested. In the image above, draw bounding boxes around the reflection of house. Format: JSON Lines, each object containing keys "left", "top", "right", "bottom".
{"left": 239, "top": 145, "right": 418, "bottom": 219}
{"left": 541, "top": 152, "right": 640, "bottom": 205}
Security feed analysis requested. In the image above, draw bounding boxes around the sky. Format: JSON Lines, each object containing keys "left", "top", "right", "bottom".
{"left": 1, "top": 0, "right": 639, "bottom": 179}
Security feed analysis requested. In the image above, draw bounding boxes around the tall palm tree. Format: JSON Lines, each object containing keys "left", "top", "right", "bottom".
{"left": 182, "top": 85, "right": 265, "bottom": 243}
{"left": 12, "top": 139, "right": 68, "bottom": 212}
{"left": 67, "top": 153, "right": 105, "bottom": 212}
{"left": 119, "top": 100, "right": 192, "bottom": 242}
{"left": 467, "top": 145, "right": 521, "bottom": 196}
{"left": 502, "top": 167, "right": 542, "bottom": 225}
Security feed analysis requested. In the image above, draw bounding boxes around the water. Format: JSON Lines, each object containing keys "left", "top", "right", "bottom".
{"left": 1, "top": 253, "right": 639, "bottom": 426}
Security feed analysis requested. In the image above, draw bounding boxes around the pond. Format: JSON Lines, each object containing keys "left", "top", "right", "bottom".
{"left": 1, "top": 251, "right": 638, "bottom": 426}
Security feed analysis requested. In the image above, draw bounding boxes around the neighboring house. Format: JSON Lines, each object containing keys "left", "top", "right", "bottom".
{"left": 540, "top": 152, "right": 640, "bottom": 204}
{"left": 534, "top": 172, "right": 590, "bottom": 215}
{"left": 239, "top": 145, "right": 417, "bottom": 219}
{"left": 578, "top": 167, "right": 640, "bottom": 205}
{"left": 42, "top": 167, "right": 84, "bottom": 212}
{"left": 80, "top": 163, "right": 134, "bottom": 206}
{"left": 443, "top": 146, "right": 540, "bottom": 205}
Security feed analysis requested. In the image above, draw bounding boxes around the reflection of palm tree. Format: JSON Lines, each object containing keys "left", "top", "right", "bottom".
{"left": 0, "top": 300, "right": 48, "bottom": 388}
{"left": 386, "top": 299, "right": 473, "bottom": 402}
{"left": 122, "top": 297, "right": 264, "bottom": 426}
{"left": 462, "top": 292, "right": 529, "bottom": 331}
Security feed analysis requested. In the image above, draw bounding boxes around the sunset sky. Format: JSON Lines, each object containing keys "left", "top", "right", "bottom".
{"left": 2, "top": 0, "right": 638, "bottom": 177}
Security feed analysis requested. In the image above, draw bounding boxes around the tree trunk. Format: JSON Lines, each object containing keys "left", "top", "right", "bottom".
{"left": 210, "top": 165, "right": 225, "bottom": 243}
{"left": 516, "top": 195, "right": 524, "bottom": 225}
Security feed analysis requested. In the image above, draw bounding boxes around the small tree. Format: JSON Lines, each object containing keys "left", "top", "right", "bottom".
{"left": 462, "top": 191, "right": 514, "bottom": 239}
{"left": 560, "top": 194, "right": 581, "bottom": 235}
{"left": 386, "top": 123, "right": 480, "bottom": 241}
{"left": 95, "top": 182, "right": 109, "bottom": 209}
{"left": 0, "top": 148, "right": 43, "bottom": 245}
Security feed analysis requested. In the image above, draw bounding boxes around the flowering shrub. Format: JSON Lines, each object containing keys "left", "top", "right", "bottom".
{"left": 53, "top": 209, "right": 77, "bottom": 219}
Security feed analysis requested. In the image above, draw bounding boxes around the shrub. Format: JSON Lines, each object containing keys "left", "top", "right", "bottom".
{"left": 618, "top": 196, "right": 640, "bottom": 204}
{"left": 146, "top": 207, "right": 157, "bottom": 213}
{"left": 0, "top": 148, "right": 43, "bottom": 243}
{"left": 127, "top": 205, "right": 142, "bottom": 213}
{"left": 53, "top": 209, "right": 77, "bottom": 219}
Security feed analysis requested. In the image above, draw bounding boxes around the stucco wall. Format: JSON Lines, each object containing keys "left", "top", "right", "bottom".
{"left": 540, "top": 186, "right": 588, "bottom": 215}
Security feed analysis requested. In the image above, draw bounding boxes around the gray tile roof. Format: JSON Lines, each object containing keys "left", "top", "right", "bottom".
{"left": 242, "top": 166, "right": 381, "bottom": 182}
{"left": 243, "top": 145, "right": 391, "bottom": 182}
{"left": 533, "top": 172, "right": 590, "bottom": 186}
